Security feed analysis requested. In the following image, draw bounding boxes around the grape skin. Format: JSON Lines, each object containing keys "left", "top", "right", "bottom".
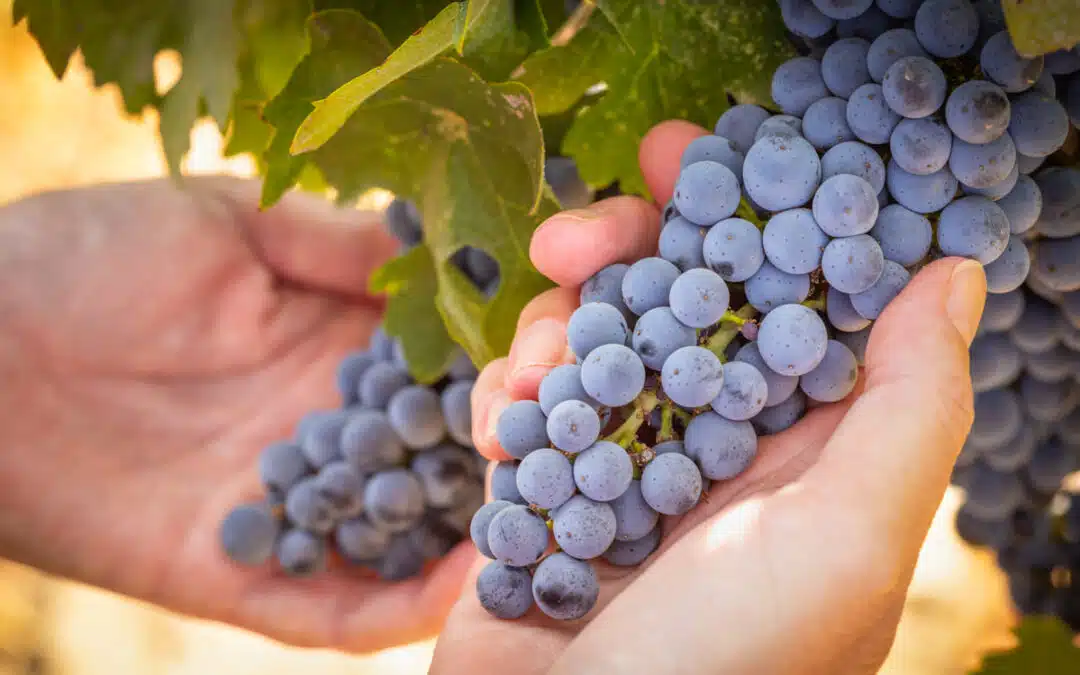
{"left": 936, "top": 196, "right": 1010, "bottom": 264}
{"left": 800, "top": 340, "right": 859, "bottom": 402}
{"left": 441, "top": 380, "right": 474, "bottom": 447}
{"left": 538, "top": 364, "right": 596, "bottom": 416}
{"left": 337, "top": 351, "right": 375, "bottom": 405}
{"left": 680, "top": 135, "right": 745, "bottom": 179}
{"left": 984, "top": 236, "right": 1031, "bottom": 294}
{"left": 752, "top": 390, "right": 809, "bottom": 435}
{"left": 1007, "top": 92, "right": 1070, "bottom": 158}
{"left": 684, "top": 412, "right": 758, "bottom": 480}
{"left": 743, "top": 135, "right": 822, "bottom": 212}
{"left": 567, "top": 302, "right": 630, "bottom": 360}
{"left": 755, "top": 115, "right": 804, "bottom": 143}
{"left": 980, "top": 289, "right": 1025, "bottom": 332}
{"left": 632, "top": 307, "right": 697, "bottom": 371}
{"left": 1033, "top": 168, "right": 1080, "bottom": 239}
{"left": 881, "top": 56, "right": 947, "bottom": 119}
{"left": 661, "top": 346, "right": 726, "bottom": 409}
{"left": 491, "top": 461, "right": 526, "bottom": 504}
{"left": 997, "top": 174, "right": 1042, "bottom": 235}
{"left": 358, "top": 362, "right": 410, "bottom": 409}
{"left": 341, "top": 410, "right": 405, "bottom": 474}
{"left": 573, "top": 441, "right": 634, "bottom": 503}
{"left": 885, "top": 161, "right": 959, "bottom": 214}
{"left": 870, "top": 204, "right": 933, "bottom": 266}
{"left": 771, "top": 57, "right": 829, "bottom": 117}
{"left": 963, "top": 463, "right": 1025, "bottom": 520}
{"left": 980, "top": 31, "right": 1043, "bottom": 93}
{"left": 734, "top": 342, "right": 800, "bottom": 407}
{"left": 949, "top": 133, "right": 1016, "bottom": 190}
{"left": 277, "top": 529, "right": 327, "bottom": 578}
{"left": 259, "top": 441, "right": 310, "bottom": 503}
{"left": 945, "top": 80, "right": 1011, "bottom": 144}
{"left": 703, "top": 218, "right": 766, "bottom": 282}
{"left": 609, "top": 480, "right": 659, "bottom": 542}
{"left": 337, "top": 517, "right": 391, "bottom": 563}
{"left": 387, "top": 385, "right": 446, "bottom": 449}
{"left": 762, "top": 208, "right": 830, "bottom": 275}
{"left": 603, "top": 527, "right": 662, "bottom": 567}
{"left": 363, "top": 470, "right": 425, "bottom": 534}
{"left": 496, "top": 400, "right": 550, "bottom": 460}
{"left": 622, "top": 257, "right": 682, "bottom": 316}
{"left": 837, "top": 5, "right": 891, "bottom": 40}
{"left": 673, "top": 161, "right": 741, "bottom": 226}
{"left": 532, "top": 553, "right": 599, "bottom": 621}
{"left": 846, "top": 83, "right": 902, "bottom": 144}
{"left": 813, "top": 174, "right": 880, "bottom": 237}
{"left": 826, "top": 286, "right": 873, "bottom": 333}
{"left": 889, "top": 117, "right": 952, "bottom": 176}
{"left": 516, "top": 448, "right": 576, "bottom": 510}
{"left": 220, "top": 504, "right": 279, "bottom": 566}
{"left": 964, "top": 164, "right": 1018, "bottom": 201}
{"left": 876, "top": 0, "right": 920, "bottom": 18}
{"left": 640, "top": 453, "right": 703, "bottom": 516}
{"left": 477, "top": 561, "right": 535, "bottom": 619}
{"left": 711, "top": 361, "right": 770, "bottom": 421}
{"left": 315, "top": 461, "right": 365, "bottom": 518}
{"left": 669, "top": 268, "right": 731, "bottom": 328}
{"left": 552, "top": 494, "right": 617, "bottom": 560}
{"left": 714, "top": 104, "right": 771, "bottom": 154}
{"left": 300, "top": 410, "right": 349, "bottom": 470}
{"left": 469, "top": 500, "right": 513, "bottom": 559}
{"left": 802, "top": 97, "right": 856, "bottom": 151}
{"left": 581, "top": 263, "right": 632, "bottom": 318}
{"left": 487, "top": 504, "right": 550, "bottom": 567}
{"left": 582, "top": 344, "right": 647, "bottom": 407}
{"left": 821, "top": 235, "right": 886, "bottom": 295}
{"left": 821, "top": 141, "right": 887, "bottom": 193}
{"left": 851, "top": 259, "right": 911, "bottom": 320}
{"left": 757, "top": 304, "right": 830, "bottom": 376}
{"left": 914, "top": 0, "right": 979, "bottom": 59}
{"left": 811, "top": 0, "right": 873, "bottom": 19}
{"left": 546, "top": 400, "right": 601, "bottom": 454}
{"left": 836, "top": 326, "right": 871, "bottom": 365}
{"left": 1010, "top": 297, "right": 1064, "bottom": 353}
{"left": 822, "top": 38, "right": 871, "bottom": 98}
{"left": 867, "top": 29, "right": 928, "bottom": 82}
{"left": 969, "top": 389, "right": 1024, "bottom": 449}
{"left": 659, "top": 217, "right": 708, "bottom": 271}
{"left": 744, "top": 261, "right": 812, "bottom": 314}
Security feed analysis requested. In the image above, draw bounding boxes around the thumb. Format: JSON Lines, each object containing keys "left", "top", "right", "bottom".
{"left": 200, "top": 176, "right": 400, "bottom": 296}
{"left": 801, "top": 257, "right": 987, "bottom": 559}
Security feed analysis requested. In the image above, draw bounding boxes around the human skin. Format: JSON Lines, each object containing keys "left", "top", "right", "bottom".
{"left": 431, "top": 120, "right": 987, "bottom": 675}
{"left": 0, "top": 176, "right": 474, "bottom": 653}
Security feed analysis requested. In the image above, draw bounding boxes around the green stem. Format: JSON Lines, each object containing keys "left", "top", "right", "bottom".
{"left": 656, "top": 402, "right": 676, "bottom": 443}
{"left": 736, "top": 197, "right": 764, "bottom": 230}
{"left": 672, "top": 406, "right": 692, "bottom": 427}
{"left": 706, "top": 304, "right": 759, "bottom": 359}
{"left": 802, "top": 296, "right": 826, "bottom": 311}
{"left": 604, "top": 390, "right": 659, "bottom": 448}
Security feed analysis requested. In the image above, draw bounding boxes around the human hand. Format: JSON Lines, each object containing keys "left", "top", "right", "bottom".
{"left": 430, "top": 121, "right": 988, "bottom": 675}
{"left": 0, "top": 177, "right": 474, "bottom": 652}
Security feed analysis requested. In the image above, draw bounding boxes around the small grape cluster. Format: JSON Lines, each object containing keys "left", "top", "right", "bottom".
{"left": 218, "top": 200, "right": 488, "bottom": 581}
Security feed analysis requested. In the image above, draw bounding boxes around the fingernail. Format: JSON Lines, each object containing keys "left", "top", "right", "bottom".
{"left": 534, "top": 208, "right": 606, "bottom": 239}
{"left": 946, "top": 259, "right": 986, "bottom": 346}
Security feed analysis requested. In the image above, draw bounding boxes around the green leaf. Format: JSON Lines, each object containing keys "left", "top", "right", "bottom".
{"left": 518, "top": 0, "right": 793, "bottom": 196}
{"left": 11, "top": 0, "right": 80, "bottom": 78}
{"left": 971, "top": 617, "right": 1080, "bottom": 674}
{"left": 458, "top": 0, "right": 535, "bottom": 81}
{"left": 314, "top": 0, "right": 453, "bottom": 46}
{"left": 1002, "top": 0, "right": 1080, "bottom": 57}
{"left": 369, "top": 245, "right": 458, "bottom": 383}
{"left": 260, "top": 10, "right": 392, "bottom": 207}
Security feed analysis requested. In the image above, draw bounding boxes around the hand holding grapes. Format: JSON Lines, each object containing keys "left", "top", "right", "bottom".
{"left": 430, "top": 121, "right": 989, "bottom": 675}
{"left": 0, "top": 177, "right": 473, "bottom": 652}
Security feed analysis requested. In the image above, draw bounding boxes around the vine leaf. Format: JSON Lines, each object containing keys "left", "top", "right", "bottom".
{"left": 1002, "top": 0, "right": 1080, "bottom": 57}
{"left": 970, "top": 617, "right": 1080, "bottom": 675}
{"left": 515, "top": 0, "right": 793, "bottom": 196}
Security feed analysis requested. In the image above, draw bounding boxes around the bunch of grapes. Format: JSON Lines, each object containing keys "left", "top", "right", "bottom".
{"left": 217, "top": 201, "right": 488, "bottom": 581}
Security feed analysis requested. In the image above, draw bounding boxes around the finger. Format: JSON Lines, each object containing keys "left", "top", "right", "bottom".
{"left": 199, "top": 176, "right": 400, "bottom": 296}
{"left": 471, "top": 358, "right": 513, "bottom": 460}
{"left": 530, "top": 196, "right": 661, "bottom": 288}
{"left": 507, "top": 288, "right": 579, "bottom": 400}
{"left": 639, "top": 120, "right": 710, "bottom": 205}
{"left": 800, "top": 258, "right": 985, "bottom": 559}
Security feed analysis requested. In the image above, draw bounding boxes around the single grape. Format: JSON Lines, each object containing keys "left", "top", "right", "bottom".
{"left": 802, "top": 97, "right": 856, "bottom": 151}
{"left": 314, "top": 460, "right": 365, "bottom": 518}
{"left": 1031, "top": 69, "right": 1057, "bottom": 97}
{"left": 963, "top": 463, "right": 1025, "bottom": 520}
{"left": 945, "top": 80, "right": 1011, "bottom": 144}
{"left": 378, "top": 533, "right": 426, "bottom": 581}
{"left": 836, "top": 326, "right": 872, "bottom": 365}
{"left": 979, "top": 288, "right": 1025, "bottom": 332}
{"left": 609, "top": 480, "right": 659, "bottom": 542}
{"left": 744, "top": 261, "right": 812, "bottom": 314}
{"left": 997, "top": 174, "right": 1043, "bottom": 235}
{"left": 684, "top": 412, "right": 758, "bottom": 480}
{"left": 752, "top": 390, "right": 809, "bottom": 435}
{"left": 703, "top": 218, "right": 766, "bottom": 282}
{"left": 441, "top": 380, "right": 473, "bottom": 447}
{"left": 516, "top": 447, "right": 576, "bottom": 510}
{"left": 754, "top": 114, "right": 805, "bottom": 143}
{"left": 870, "top": 203, "right": 933, "bottom": 266}
{"left": 1033, "top": 168, "right": 1080, "bottom": 239}
{"left": 447, "top": 350, "right": 479, "bottom": 380}
{"left": 968, "top": 389, "right": 1023, "bottom": 449}
{"left": 710, "top": 361, "right": 770, "bottom": 421}
{"left": 284, "top": 477, "right": 336, "bottom": 535}
{"left": 949, "top": 133, "right": 1016, "bottom": 190}
{"left": 714, "top": 104, "right": 771, "bottom": 154}
{"left": 1045, "top": 48, "right": 1080, "bottom": 75}
{"left": 661, "top": 346, "right": 726, "bottom": 409}
{"left": 964, "top": 163, "right": 1018, "bottom": 201}
{"left": 538, "top": 365, "right": 597, "bottom": 416}
{"left": 581, "top": 344, "right": 646, "bottom": 408}
{"left": 969, "top": 333, "right": 1023, "bottom": 392}
{"left": 734, "top": 342, "right": 800, "bottom": 407}
{"left": 632, "top": 307, "right": 697, "bottom": 371}
{"left": 822, "top": 38, "right": 872, "bottom": 98}
{"left": 680, "top": 135, "right": 744, "bottom": 180}
{"left": 743, "top": 135, "right": 822, "bottom": 212}
{"left": 1024, "top": 344, "right": 1076, "bottom": 384}
{"left": 337, "top": 517, "right": 391, "bottom": 563}
{"left": 1010, "top": 296, "right": 1063, "bottom": 353}
{"left": 340, "top": 410, "right": 406, "bottom": 474}
{"left": 368, "top": 326, "right": 395, "bottom": 362}
{"left": 567, "top": 302, "right": 630, "bottom": 360}
{"left": 673, "top": 161, "right": 741, "bottom": 226}
{"left": 1022, "top": 376, "right": 1079, "bottom": 423}
{"left": 876, "top": 0, "right": 920, "bottom": 18}
{"left": 984, "top": 236, "right": 1031, "bottom": 294}
{"left": 622, "top": 257, "right": 682, "bottom": 316}
{"left": 470, "top": 500, "right": 513, "bottom": 559}
{"left": 815, "top": 174, "right": 881, "bottom": 237}
{"left": 837, "top": 4, "right": 891, "bottom": 39}
{"left": 552, "top": 494, "right": 617, "bottom": 560}
{"left": 385, "top": 198, "right": 423, "bottom": 247}
{"left": 277, "top": 529, "right": 326, "bottom": 578}
{"left": 847, "top": 83, "right": 902, "bottom": 144}
{"left": 337, "top": 351, "right": 374, "bottom": 406}
{"left": 811, "top": 0, "right": 873, "bottom": 19}
{"left": 659, "top": 217, "right": 708, "bottom": 271}
{"left": 936, "top": 196, "right": 1011, "bottom": 264}
{"left": 496, "top": 400, "right": 549, "bottom": 460}
{"left": 980, "top": 31, "right": 1044, "bottom": 93}
{"left": 603, "top": 527, "right": 662, "bottom": 567}
{"left": 487, "top": 504, "right": 550, "bottom": 567}
{"left": 546, "top": 400, "right": 601, "bottom": 454}
{"left": 653, "top": 440, "right": 686, "bottom": 455}
{"left": 762, "top": 208, "right": 830, "bottom": 275}
{"left": 822, "top": 235, "right": 886, "bottom": 295}
{"left": 546, "top": 156, "right": 593, "bottom": 209}
{"left": 532, "top": 552, "right": 599, "bottom": 620}
{"left": 867, "top": 29, "right": 928, "bottom": 82}
{"left": 826, "top": 286, "right": 873, "bottom": 333}
{"left": 358, "top": 362, "right": 409, "bottom": 409}
{"left": 669, "top": 268, "right": 730, "bottom": 328}
{"left": 220, "top": 503, "right": 279, "bottom": 565}
{"left": 1027, "top": 437, "right": 1076, "bottom": 491}
{"left": 1007, "top": 92, "right": 1070, "bottom": 158}
{"left": 757, "top": 304, "right": 829, "bottom": 376}
{"left": 800, "top": 340, "right": 859, "bottom": 402}
{"left": 881, "top": 56, "right": 947, "bottom": 119}
{"left": 772, "top": 57, "right": 829, "bottom": 117}
{"left": 890, "top": 117, "right": 952, "bottom": 176}
{"left": 491, "top": 461, "right": 526, "bottom": 504}
{"left": 581, "top": 263, "right": 632, "bottom": 318}
{"left": 821, "top": 141, "right": 887, "bottom": 193}
{"left": 850, "top": 259, "right": 911, "bottom": 319}
{"left": 983, "top": 425, "right": 1037, "bottom": 473}
{"left": 299, "top": 409, "right": 349, "bottom": 470}
{"left": 412, "top": 446, "right": 473, "bottom": 508}
{"left": 885, "top": 160, "right": 958, "bottom": 214}
{"left": 387, "top": 385, "right": 446, "bottom": 449}
{"left": 640, "top": 452, "right": 703, "bottom": 516}
{"left": 364, "top": 469, "right": 425, "bottom": 533}
{"left": 259, "top": 441, "right": 310, "bottom": 503}
{"left": 914, "top": 0, "right": 978, "bottom": 59}
{"left": 573, "top": 441, "right": 634, "bottom": 503}
{"left": 477, "top": 561, "right": 535, "bottom": 619}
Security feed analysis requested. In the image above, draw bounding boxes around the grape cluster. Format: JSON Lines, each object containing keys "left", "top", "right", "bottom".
{"left": 779, "top": 0, "right": 1080, "bottom": 632}
{"left": 218, "top": 201, "right": 488, "bottom": 581}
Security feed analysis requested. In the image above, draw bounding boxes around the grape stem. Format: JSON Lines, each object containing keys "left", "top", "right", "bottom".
{"left": 802, "top": 296, "right": 826, "bottom": 311}
{"left": 736, "top": 197, "right": 764, "bottom": 229}
{"left": 604, "top": 390, "right": 659, "bottom": 448}
{"left": 656, "top": 402, "right": 677, "bottom": 443}
{"left": 705, "top": 304, "right": 759, "bottom": 360}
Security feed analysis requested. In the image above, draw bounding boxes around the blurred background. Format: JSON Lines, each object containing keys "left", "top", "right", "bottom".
{"left": 0, "top": 5, "right": 1049, "bottom": 674}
